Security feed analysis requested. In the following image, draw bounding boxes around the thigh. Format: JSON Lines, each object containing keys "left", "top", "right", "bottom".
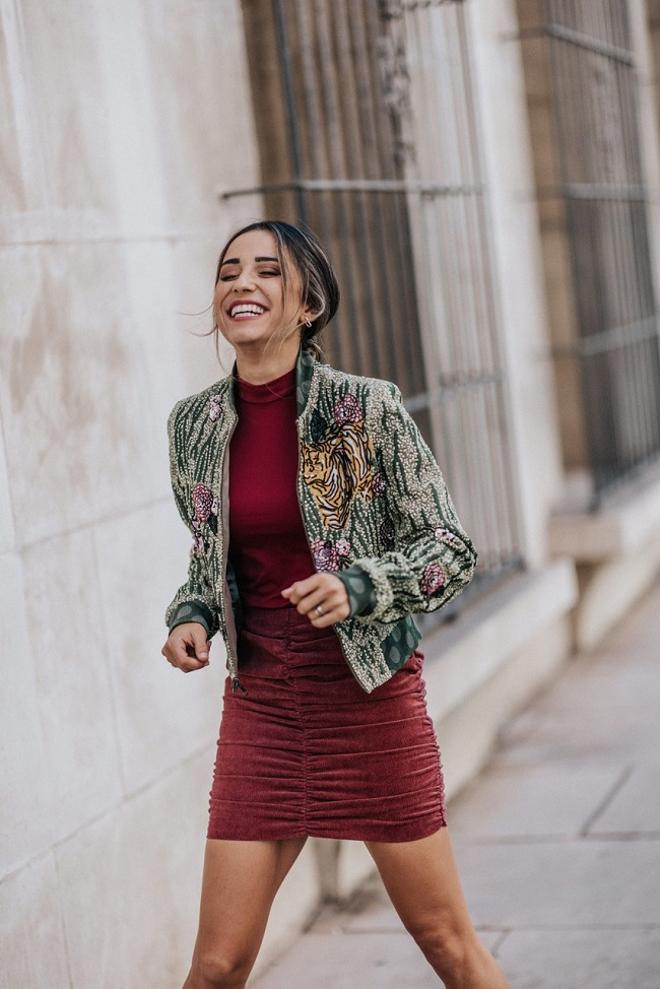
{"left": 193, "top": 836, "right": 308, "bottom": 964}
{"left": 365, "top": 827, "right": 473, "bottom": 939}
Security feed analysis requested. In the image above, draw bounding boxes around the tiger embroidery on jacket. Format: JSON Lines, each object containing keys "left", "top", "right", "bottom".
{"left": 301, "top": 394, "right": 378, "bottom": 529}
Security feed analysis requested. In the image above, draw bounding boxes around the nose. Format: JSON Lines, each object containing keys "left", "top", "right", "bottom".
{"left": 233, "top": 269, "right": 256, "bottom": 290}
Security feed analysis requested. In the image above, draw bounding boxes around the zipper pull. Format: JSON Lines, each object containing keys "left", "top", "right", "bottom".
{"left": 231, "top": 674, "right": 248, "bottom": 696}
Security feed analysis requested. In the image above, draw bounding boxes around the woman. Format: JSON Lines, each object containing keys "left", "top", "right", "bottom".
{"left": 162, "top": 220, "right": 511, "bottom": 989}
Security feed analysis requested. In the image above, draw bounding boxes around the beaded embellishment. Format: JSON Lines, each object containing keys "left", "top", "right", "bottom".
{"left": 190, "top": 482, "right": 218, "bottom": 554}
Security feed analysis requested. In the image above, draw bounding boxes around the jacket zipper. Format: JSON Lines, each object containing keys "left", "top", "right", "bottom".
{"left": 218, "top": 415, "right": 248, "bottom": 696}
{"left": 294, "top": 417, "right": 367, "bottom": 692}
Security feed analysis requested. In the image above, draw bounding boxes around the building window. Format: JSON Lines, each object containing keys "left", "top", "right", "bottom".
{"left": 223, "top": 0, "right": 526, "bottom": 627}
{"left": 541, "top": 0, "right": 660, "bottom": 507}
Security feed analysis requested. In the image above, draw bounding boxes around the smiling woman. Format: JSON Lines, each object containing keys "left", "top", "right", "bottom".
{"left": 162, "top": 220, "right": 508, "bottom": 989}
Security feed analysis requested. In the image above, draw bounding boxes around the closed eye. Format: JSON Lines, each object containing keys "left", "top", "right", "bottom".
{"left": 221, "top": 269, "right": 280, "bottom": 281}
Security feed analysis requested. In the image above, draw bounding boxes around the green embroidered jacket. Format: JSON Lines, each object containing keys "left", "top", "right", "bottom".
{"left": 164, "top": 343, "right": 478, "bottom": 694}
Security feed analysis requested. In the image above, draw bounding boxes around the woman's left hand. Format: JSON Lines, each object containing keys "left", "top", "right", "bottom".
{"left": 281, "top": 573, "right": 351, "bottom": 627}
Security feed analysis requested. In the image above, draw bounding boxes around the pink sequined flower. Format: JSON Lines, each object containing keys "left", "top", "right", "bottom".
{"left": 335, "top": 538, "right": 351, "bottom": 558}
{"left": 192, "top": 483, "right": 213, "bottom": 523}
{"left": 310, "top": 538, "right": 339, "bottom": 571}
{"left": 209, "top": 395, "right": 222, "bottom": 421}
{"left": 420, "top": 560, "right": 446, "bottom": 596}
{"left": 333, "top": 394, "right": 363, "bottom": 425}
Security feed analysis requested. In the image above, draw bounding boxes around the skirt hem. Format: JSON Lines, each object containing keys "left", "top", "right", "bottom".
{"left": 206, "top": 815, "right": 448, "bottom": 844}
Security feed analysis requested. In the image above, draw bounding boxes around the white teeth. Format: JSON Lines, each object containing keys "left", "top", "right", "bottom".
{"left": 230, "top": 303, "right": 266, "bottom": 317}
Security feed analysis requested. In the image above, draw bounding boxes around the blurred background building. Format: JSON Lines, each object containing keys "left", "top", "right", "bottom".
{"left": 2, "top": 1, "right": 659, "bottom": 985}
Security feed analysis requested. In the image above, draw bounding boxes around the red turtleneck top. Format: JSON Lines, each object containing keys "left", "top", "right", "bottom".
{"left": 227, "top": 363, "right": 316, "bottom": 608}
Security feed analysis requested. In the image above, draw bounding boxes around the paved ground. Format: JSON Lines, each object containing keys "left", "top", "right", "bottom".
{"left": 251, "top": 576, "right": 660, "bottom": 988}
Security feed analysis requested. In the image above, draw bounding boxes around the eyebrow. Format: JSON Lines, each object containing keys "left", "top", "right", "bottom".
{"left": 220, "top": 255, "right": 279, "bottom": 267}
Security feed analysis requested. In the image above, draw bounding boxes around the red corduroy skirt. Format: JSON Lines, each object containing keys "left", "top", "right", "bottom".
{"left": 206, "top": 602, "right": 447, "bottom": 842}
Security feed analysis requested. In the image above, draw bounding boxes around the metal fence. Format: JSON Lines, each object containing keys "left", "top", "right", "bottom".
{"left": 222, "top": 0, "right": 526, "bottom": 628}
{"left": 543, "top": 0, "right": 660, "bottom": 508}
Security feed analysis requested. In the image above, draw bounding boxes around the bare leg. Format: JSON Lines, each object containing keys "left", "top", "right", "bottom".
{"left": 183, "top": 835, "right": 308, "bottom": 989}
{"left": 365, "top": 826, "right": 511, "bottom": 988}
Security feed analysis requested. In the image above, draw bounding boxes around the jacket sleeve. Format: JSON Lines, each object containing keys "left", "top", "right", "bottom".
{"left": 335, "top": 567, "right": 377, "bottom": 617}
{"left": 164, "top": 401, "right": 220, "bottom": 638}
{"left": 336, "top": 383, "right": 478, "bottom": 625}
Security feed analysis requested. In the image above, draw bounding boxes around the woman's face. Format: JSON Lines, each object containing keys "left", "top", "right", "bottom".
{"left": 213, "top": 228, "right": 310, "bottom": 351}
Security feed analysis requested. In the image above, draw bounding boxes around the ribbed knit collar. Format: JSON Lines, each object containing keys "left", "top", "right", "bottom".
{"left": 236, "top": 363, "right": 296, "bottom": 404}
{"left": 221, "top": 343, "right": 318, "bottom": 420}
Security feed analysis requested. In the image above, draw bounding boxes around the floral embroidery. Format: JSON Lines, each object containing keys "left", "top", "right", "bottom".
{"left": 190, "top": 482, "right": 217, "bottom": 554}
{"left": 310, "top": 538, "right": 338, "bottom": 571}
{"left": 209, "top": 395, "right": 223, "bottom": 421}
{"left": 335, "top": 538, "right": 351, "bottom": 558}
{"left": 310, "top": 537, "right": 351, "bottom": 571}
{"left": 420, "top": 560, "right": 447, "bottom": 596}
{"left": 334, "top": 394, "right": 362, "bottom": 425}
{"left": 192, "top": 483, "right": 214, "bottom": 522}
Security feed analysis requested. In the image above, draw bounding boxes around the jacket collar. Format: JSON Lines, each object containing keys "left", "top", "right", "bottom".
{"left": 222, "top": 340, "right": 318, "bottom": 420}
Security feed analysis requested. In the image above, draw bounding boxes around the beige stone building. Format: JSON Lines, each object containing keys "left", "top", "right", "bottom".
{"left": 2, "top": 1, "right": 659, "bottom": 984}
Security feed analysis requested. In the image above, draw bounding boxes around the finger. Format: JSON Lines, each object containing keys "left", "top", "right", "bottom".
{"left": 171, "top": 629, "right": 208, "bottom": 667}
{"left": 162, "top": 631, "right": 208, "bottom": 673}
{"left": 309, "top": 602, "right": 347, "bottom": 627}
{"left": 189, "top": 627, "right": 210, "bottom": 662}
{"left": 161, "top": 642, "right": 177, "bottom": 666}
{"left": 172, "top": 649, "right": 208, "bottom": 673}
{"left": 304, "top": 593, "right": 345, "bottom": 626}
{"left": 179, "top": 658, "right": 207, "bottom": 673}
{"left": 282, "top": 574, "right": 322, "bottom": 605}
{"left": 299, "top": 576, "right": 345, "bottom": 615}
{"left": 295, "top": 584, "right": 328, "bottom": 615}
{"left": 306, "top": 580, "right": 351, "bottom": 626}
{"left": 293, "top": 573, "right": 336, "bottom": 612}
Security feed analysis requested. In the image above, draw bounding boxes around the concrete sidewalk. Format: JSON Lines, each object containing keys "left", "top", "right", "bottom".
{"left": 251, "top": 576, "right": 660, "bottom": 988}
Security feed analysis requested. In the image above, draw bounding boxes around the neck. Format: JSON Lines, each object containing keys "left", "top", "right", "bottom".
{"left": 233, "top": 338, "right": 301, "bottom": 386}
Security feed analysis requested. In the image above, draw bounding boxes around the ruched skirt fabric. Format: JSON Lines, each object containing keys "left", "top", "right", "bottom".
{"left": 206, "top": 602, "right": 448, "bottom": 842}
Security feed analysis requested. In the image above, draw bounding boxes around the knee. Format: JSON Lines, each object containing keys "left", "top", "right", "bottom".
{"left": 195, "top": 949, "right": 252, "bottom": 989}
{"left": 407, "top": 916, "right": 469, "bottom": 975}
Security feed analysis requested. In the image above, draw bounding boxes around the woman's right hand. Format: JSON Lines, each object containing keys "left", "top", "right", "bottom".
{"left": 161, "top": 623, "right": 211, "bottom": 673}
